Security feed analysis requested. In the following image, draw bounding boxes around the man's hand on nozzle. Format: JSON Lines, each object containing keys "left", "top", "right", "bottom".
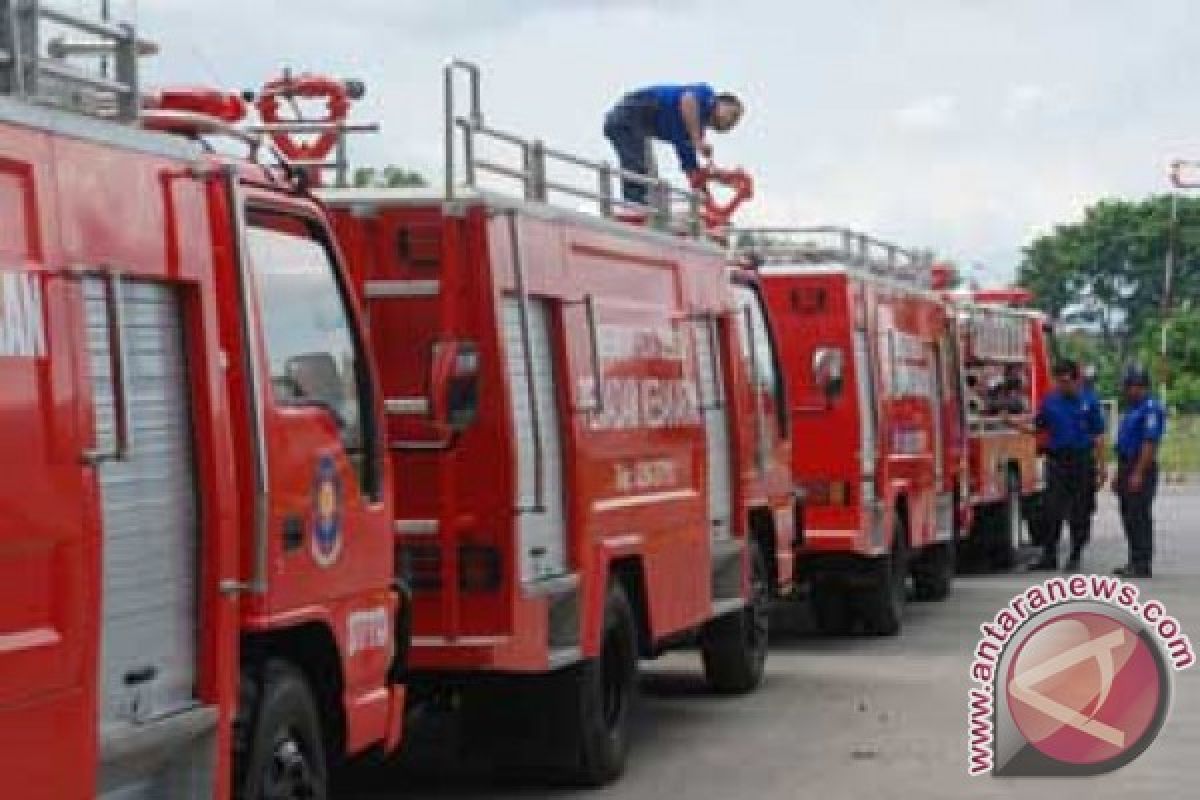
{"left": 695, "top": 139, "right": 713, "bottom": 160}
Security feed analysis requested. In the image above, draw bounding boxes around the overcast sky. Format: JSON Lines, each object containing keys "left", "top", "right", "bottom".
{"left": 111, "top": 0, "right": 1200, "bottom": 283}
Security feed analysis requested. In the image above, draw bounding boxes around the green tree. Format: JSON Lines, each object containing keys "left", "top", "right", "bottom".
{"left": 1017, "top": 195, "right": 1200, "bottom": 363}
{"left": 352, "top": 165, "right": 427, "bottom": 188}
{"left": 1133, "top": 305, "right": 1200, "bottom": 410}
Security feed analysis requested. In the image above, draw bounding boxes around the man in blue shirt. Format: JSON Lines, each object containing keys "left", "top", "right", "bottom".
{"left": 1011, "top": 359, "right": 1107, "bottom": 571}
{"left": 1113, "top": 365, "right": 1166, "bottom": 578}
{"left": 603, "top": 84, "right": 744, "bottom": 205}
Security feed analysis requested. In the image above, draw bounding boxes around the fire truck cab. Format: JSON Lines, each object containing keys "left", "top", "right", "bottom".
{"left": 318, "top": 61, "right": 795, "bottom": 784}
{"left": 0, "top": 7, "right": 405, "bottom": 799}
{"left": 943, "top": 288, "right": 1055, "bottom": 569}
{"left": 737, "top": 228, "right": 965, "bottom": 636}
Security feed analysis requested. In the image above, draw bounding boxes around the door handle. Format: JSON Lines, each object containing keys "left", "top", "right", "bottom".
{"left": 83, "top": 271, "right": 134, "bottom": 465}
{"left": 123, "top": 665, "right": 158, "bottom": 686}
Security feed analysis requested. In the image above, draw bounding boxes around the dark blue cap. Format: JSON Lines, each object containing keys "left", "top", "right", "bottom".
{"left": 1122, "top": 364, "right": 1151, "bottom": 387}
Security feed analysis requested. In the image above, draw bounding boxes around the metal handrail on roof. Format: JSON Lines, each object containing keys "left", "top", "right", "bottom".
{"left": 443, "top": 58, "right": 708, "bottom": 240}
{"left": 0, "top": 0, "right": 155, "bottom": 122}
{"left": 732, "top": 226, "right": 935, "bottom": 288}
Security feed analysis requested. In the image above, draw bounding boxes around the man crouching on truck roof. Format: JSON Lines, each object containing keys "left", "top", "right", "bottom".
{"left": 603, "top": 83, "right": 743, "bottom": 205}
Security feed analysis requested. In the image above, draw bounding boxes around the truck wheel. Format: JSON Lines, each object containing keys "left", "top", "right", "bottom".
{"left": 810, "top": 578, "right": 853, "bottom": 635}
{"left": 235, "top": 661, "right": 328, "bottom": 800}
{"left": 701, "top": 541, "right": 770, "bottom": 693}
{"left": 912, "top": 541, "right": 954, "bottom": 602}
{"left": 860, "top": 514, "right": 907, "bottom": 636}
{"left": 564, "top": 584, "right": 638, "bottom": 786}
{"left": 989, "top": 475, "right": 1021, "bottom": 570}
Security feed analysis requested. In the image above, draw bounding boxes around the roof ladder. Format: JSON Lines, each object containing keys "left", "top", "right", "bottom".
{"left": 0, "top": 0, "right": 156, "bottom": 121}
{"left": 732, "top": 226, "right": 935, "bottom": 288}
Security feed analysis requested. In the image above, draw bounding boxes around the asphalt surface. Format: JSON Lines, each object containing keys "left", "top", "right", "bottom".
{"left": 341, "top": 486, "right": 1200, "bottom": 799}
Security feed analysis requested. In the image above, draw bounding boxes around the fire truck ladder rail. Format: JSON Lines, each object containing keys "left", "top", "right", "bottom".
{"left": 443, "top": 58, "right": 706, "bottom": 238}
{"left": 79, "top": 270, "right": 133, "bottom": 465}
{"left": 566, "top": 293, "right": 606, "bottom": 416}
{"left": 506, "top": 209, "right": 547, "bottom": 515}
{"left": 734, "top": 225, "right": 935, "bottom": 287}
{"left": 1, "top": 0, "right": 155, "bottom": 122}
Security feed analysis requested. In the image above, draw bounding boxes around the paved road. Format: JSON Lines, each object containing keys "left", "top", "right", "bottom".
{"left": 341, "top": 487, "right": 1200, "bottom": 799}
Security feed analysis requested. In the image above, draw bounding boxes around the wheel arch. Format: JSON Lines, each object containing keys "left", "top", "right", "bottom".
{"left": 748, "top": 505, "right": 780, "bottom": 596}
{"left": 242, "top": 622, "right": 346, "bottom": 766}
{"left": 607, "top": 556, "right": 653, "bottom": 659}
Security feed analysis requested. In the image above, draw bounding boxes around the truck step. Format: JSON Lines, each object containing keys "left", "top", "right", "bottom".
{"left": 394, "top": 518, "right": 438, "bottom": 536}
{"left": 364, "top": 279, "right": 441, "bottom": 298}
{"left": 547, "top": 645, "right": 584, "bottom": 671}
{"left": 711, "top": 597, "right": 747, "bottom": 617}
{"left": 385, "top": 396, "right": 430, "bottom": 415}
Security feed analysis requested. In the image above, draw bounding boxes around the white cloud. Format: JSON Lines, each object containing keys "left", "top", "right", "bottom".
{"left": 106, "top": 0, "right": 1200, "bottom": 288}
{"left": 894, "top": 94, "right": 958, "bottom": 131}
{"left": 1003, "top": 84, "right": 1051, "bottom": 121}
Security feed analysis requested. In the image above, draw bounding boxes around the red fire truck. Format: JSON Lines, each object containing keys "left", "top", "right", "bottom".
{"left": 939, "top": 284, "right": 1055, "bottom": 569}
{"left": 319, "top": 61, "right": 795, "bottom": 783}
{"left": 735, "top": 228, "right": 966, "bottom": 635}
{"left": 0, "top": 7, "right": 406, "bottom": 799}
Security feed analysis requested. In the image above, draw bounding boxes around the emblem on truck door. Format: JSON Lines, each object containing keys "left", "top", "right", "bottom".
{"left": 311, "top": 454, "right": 343, "bottom": 567}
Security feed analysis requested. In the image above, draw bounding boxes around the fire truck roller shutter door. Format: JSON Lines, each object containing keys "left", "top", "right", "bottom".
{"left": 693, "top": 314, "right": 733, "bottom": 542}
{"left": 84, "top": 276, "right": 213, "bottom": 799}
{"left": 503, "top": 295, "right": 568, "bottom": 584}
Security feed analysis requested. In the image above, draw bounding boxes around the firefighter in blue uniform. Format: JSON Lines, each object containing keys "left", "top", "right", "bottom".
{"left": 1014, "top": 360, "right": 1107, "bottom": 572}
{"left": 603, "top": 83, "right": 744, "bottom": 205}
{"left": 1113, "top": 365, "right": 1166, "bottom": 578}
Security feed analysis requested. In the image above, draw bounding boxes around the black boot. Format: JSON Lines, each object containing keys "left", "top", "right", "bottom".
{"left": 1028, "top": 552, "right": 1058, "bottom": 571}
{"left": 1064, "top": 547, "right": 1082, "bottom": 573}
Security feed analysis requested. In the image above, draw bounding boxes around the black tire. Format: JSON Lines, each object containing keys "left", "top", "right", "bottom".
{"left": 956, "top": 499, "right": 987, "bottom": 575}
{"left": 563, "top": 584, "right": 638, "bottom": 787}
{"left": 912, "top": 540, "right": 954, "bottom": 602}
{"left": 810, "top": 578, "right": 853, "bottom": 635}
{"left": 988, "top": 474, "right": 1021, "bottom": 570}
{"left": 701, "top": 541, "right": 770, "bottom": 693}
{"left": 859, "top": 513, "right": 907, "bottom": 636}
{"left": 234, "top": 661, "right": 328, "bottom": 800}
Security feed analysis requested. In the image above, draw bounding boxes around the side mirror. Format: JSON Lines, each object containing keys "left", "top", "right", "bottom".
{"left": 812, "top": 346, "right": 845, "bottom": 401}
{"left": 430, "top": 340, "right": 480, "bottom": 433}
